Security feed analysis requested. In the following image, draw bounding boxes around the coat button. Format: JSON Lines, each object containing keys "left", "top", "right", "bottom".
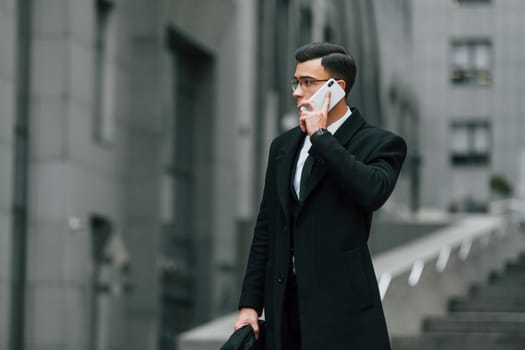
{"left": 277, "top": 275, "right": 284, "bottom": 284}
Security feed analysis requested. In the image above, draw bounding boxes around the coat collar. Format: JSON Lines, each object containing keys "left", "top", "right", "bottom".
{"left": 332, "top": 107, "right": 366, "bottom": 146}
{"left": 276, "top": 127, "right": 304, "bottom": 219}
{"left": 276, "top": 108, "right": 367, "bottom": 215}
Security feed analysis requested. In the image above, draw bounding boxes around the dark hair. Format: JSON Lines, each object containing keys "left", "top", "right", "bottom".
{"left": 295, "top": 42, "right": 357, "bottom": 95}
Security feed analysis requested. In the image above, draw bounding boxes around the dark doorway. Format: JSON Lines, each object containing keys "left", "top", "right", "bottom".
{"left": 159, "top": 27, "right": 214, "bottom": 350}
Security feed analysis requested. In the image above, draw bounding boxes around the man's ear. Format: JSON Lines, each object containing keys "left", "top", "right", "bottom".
{"left": 337, "top": 79, "right": 346, "bottom": 92}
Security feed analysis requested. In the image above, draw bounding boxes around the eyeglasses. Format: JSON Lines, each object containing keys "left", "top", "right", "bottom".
{"left": 290, "top": 78, "right": 329, "bottom": 91}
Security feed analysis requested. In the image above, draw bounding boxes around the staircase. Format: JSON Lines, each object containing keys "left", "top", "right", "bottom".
{"left": 392, "top": 253, "right": 525, "bottom": 350}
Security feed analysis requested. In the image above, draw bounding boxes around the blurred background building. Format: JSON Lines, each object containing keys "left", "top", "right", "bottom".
{"left": 376, "top": 0, "right": 525, "bottom": 215}
{"left": 1, "top": 0, "right": 524, "bottom": 350}
{"left": 1, "top": 0, "right": 385, "bottom": 349}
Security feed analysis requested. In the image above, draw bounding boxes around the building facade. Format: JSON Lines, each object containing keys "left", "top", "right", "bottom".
{"left": 373, "top": 0, "right": 420, "bottom": 214}
{"left": 0, "top": 0, "right": 16, "bottom": 348}
{"left": 0, "top": 1, "right": 389, "bottom": 350}
{"left": 377, "top": 0, "right": 525, "bottom": 212}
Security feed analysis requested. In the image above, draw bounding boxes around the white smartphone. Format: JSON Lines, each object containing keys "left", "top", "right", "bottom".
{"left": 301, "top": 78, "right": 346, "bottom": 112}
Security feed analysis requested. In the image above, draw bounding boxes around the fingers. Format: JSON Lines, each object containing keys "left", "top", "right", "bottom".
{"left": 298, "top": 107, "right": 328, "bottom": 136}
{"left": 251, "top": 321, "right": 260, "bottom": 340}
{"left": 234, "top": 319, "right": 260, "bottom": 339}
{"left": 299, "top": 119, "right": 306, "bottom": 132}
{"left": 233, "top": 319, "right": 244, "bottom": 330}
{"left": 234, "top": 308, "right": 260, "bottom": 339}
{"left": 234, "top": 314, "right": 251, "bottom": 330}
{"left": 322, "top": 90, "right": 331, "bottom": 114}
{"left": 298, "top": 100, "right": 314, "bottom": 112}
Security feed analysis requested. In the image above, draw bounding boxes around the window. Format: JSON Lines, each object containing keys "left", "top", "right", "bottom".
{"left": 450, "top": 39, "right": 492, "bottom": 86}
{"left": 450, "top": 120, "right": 490, "bottom": 165}
{"left": 93, "top": 0, "right": 116, "bottom": 144}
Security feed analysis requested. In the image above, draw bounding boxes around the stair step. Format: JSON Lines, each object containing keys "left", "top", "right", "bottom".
{"left": 455, "top": 295, "right": 525, "bottom": 304}
{"left": 392, "top": 333, "right": 525, "bottom": 350}
{"left": 394, "top": 253, "right": 525, "bottom": 349}
{"left": 493, "top": 268, "right": 525, "bottom": 275}
{"left": 423, "top": 312, "right": 525, "bottom": 333}
{"left": 471, "top": 285, "right": 525, "bottom": 298}
{"left": 473, "top": 295, "right": 525, "bottom": 303}
{"left": 487, "top": 278, "right": 525, "bottom": 286}
{"left": 491, "top": 270, "right": 525, "bottom": 281}
{"left": 488, "top": 270, "right": 525, "bottom": 282}
{"left": 449, "top": 297, "right": 525, "bottom": 312}
{"left": 504, "top": 262, "right": 525, "bottom": 271}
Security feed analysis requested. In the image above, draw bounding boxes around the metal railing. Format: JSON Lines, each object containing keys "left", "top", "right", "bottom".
{"left": 373, "top": 213, "right": 509, "bottom": 300}
{"left": 373, "top": 198, "right": 525, "bottom": 300}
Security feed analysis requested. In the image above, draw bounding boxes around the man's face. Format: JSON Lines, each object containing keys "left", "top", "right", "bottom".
{"left": 292, "top": 58, "right": 331, "bottom": 108}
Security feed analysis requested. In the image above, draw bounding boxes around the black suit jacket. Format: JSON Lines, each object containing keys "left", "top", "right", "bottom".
{"left": 239, "top": 108, "right": 407, "bottom": 350}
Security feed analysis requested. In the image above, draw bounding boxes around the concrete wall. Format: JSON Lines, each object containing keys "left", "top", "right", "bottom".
{"left": 123, "top": 1, "right": 164, "bottom": 349}
{"left": 0, "top": 0, "right": 16, "bottom": 348}
{"left": 23, "top": 0, "right": 133, "bottom": 349}
{"left": 373, "top": 0, "right": 419, "bottom": 212}
{"left": 1, "top": 0, "right": 265, "bottom": 348}
{"left": 369, "top": 220, "right": 448, "bottom": 255}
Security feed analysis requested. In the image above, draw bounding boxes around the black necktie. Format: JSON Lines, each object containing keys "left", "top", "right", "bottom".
{"left": 300, "top": 155, "right": 315, "bottom": 200}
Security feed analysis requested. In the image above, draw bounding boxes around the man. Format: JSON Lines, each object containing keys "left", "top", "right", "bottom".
{"left": 234, "top": 42, "right": 407, "bottom": 350}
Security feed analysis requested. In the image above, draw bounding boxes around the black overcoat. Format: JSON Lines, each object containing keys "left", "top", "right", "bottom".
{"left": 239, "top": 108, "right": 407, "bottom": 350}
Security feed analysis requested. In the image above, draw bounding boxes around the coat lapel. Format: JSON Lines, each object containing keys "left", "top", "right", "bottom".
{"left": 300, "top": 109, "right": 367, "bottom": 202}
{"left": 276, "top": 128, "right": 304, "bottom": 218}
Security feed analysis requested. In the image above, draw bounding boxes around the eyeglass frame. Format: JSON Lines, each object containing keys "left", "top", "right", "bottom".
{"left": 290, "top": 77, "right": 330, "bottom": 92}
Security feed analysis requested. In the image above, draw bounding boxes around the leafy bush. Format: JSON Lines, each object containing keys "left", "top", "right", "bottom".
{"left": 490, "top": 174, "right": 513, "bottom": 197}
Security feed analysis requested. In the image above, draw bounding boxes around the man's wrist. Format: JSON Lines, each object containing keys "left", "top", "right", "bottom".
{"left": 311, "top": 128, "right": 330, "bottom": 138}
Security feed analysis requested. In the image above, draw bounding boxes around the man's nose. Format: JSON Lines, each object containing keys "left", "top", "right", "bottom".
{"left": 292, "top": 85, "right": 303, "bottom": 97}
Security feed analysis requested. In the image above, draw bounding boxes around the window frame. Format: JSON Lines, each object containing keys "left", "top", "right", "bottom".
{"left": 449, "top": 38, "right": 492, "bottom": 87}
{"left": 449, "top": 119, "right": 491, "bottom": 166}
{"left": 93, "top": 0, "right": 116, "bottom": 145}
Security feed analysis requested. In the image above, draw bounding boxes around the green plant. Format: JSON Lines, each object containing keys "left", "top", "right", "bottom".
{"left": 490, "top": 174, "right": 513, "bottom": 197}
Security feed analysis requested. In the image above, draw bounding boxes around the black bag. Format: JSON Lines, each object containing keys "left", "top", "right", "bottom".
{"left": 220, "top": 320, "right": 266, "bottom": 350}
